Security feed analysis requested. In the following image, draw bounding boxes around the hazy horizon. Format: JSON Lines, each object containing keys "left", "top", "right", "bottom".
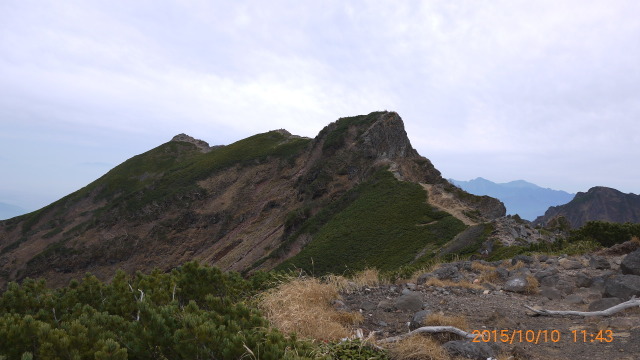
{"left": 2, "top": 1, "right": 639, "bottom": 212}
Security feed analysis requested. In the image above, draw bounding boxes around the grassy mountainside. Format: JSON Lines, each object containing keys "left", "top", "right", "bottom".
{"left": 0, "top": 111, "right": 504, "bottom": 288}
{"left": 277, "top": 171, "right": 465, "bottom": 275}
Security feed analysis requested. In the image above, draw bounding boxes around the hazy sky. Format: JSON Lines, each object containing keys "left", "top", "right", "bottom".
{"left": 1, "top": 0, "right": 639, "bottom": 213}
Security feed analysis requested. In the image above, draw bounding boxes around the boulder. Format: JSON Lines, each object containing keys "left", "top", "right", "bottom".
{"left": 433, "top": 265, "right": 464, "bottom": 281}
{"left": 589, "top": 255, "right": 611, "bottom": 270}
{"left": 588, "top": 297, "right": 623, "bottom": 311}
{"left": 534, "top": 266, "right": 559, "bottom": 281}
{"left": 620, "top": 249, "right": 640, "bottom": 275}
{"left": 565, "top": 294, "right": 585, "bottom": 304}
{"left": 504, "top": 277, "right": 528, "bottom": 293}
{"left": 603, "top": 274, "right": 640, "bottom": 299}
{"left": 540, "top": 286, "right": 562, "bottom": 300}
{"left": 575, "top": 272, "right": 593, "bottom": 288}
{"left": 443, "top": 340, "right": 497, "bottom": 360}
{"left": 409, "top": 309, "right": 431, "bottom": 330}
{"left": 394, "top": 292, "right": 423, "bottom": 312}
{"left": 512, "top": 255, "right": 535, "bottom": 265}
{"left": 558, "top": 258, "right": 582, "bottom": 270}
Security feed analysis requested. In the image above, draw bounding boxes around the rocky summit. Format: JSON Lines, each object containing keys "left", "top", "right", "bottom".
{"left": 0, "top": 111, "right": 504, "bottom": 288}
{"left": 535, "top": 186, "right": 640, "bottom": 228}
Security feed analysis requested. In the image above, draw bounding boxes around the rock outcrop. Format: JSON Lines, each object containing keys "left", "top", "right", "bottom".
{"left": 534, "top": 186, "right": 640, "bottom": 228}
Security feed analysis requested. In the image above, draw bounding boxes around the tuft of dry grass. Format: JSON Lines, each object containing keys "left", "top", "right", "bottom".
{"left": 384, "top": 335, "right": 451, "bottom": 360}
{"left": 424, "top": 313, "right": 469, "bottom": 331}
{"left": 507, "top": 260, "right": 526, "bottom": 271}
{"left": 478, "top": 269, "right": 502, "bottom": 284}
{"left": 324, "top": 268, "right": 382, "bottom": 294}
{"left": 524, "top": 275, "right": 539, "bottom": 294}
{"left": 259, "top": 277, "right": 363, "bottom": 341}
{"left": 470, "top": 262, "right": 496, "bottom": 273}
{"left": 632, "top": 236, "right": 640, "bottom": 245}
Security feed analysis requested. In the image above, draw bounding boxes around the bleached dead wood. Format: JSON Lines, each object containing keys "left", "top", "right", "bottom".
{"left": 525, "top": 296, "right": 640, "bottom": 317}
{"left": 377, "top": 326, "right": 475, "bottom": 343}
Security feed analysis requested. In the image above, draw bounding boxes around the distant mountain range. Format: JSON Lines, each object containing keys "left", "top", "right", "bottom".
{"left": 0, "top": 202, "right": 27, "bottom": 221}
{"left": 534, "top": 186, "right": 640, "bottom": 228}
{"left": 450, "top": 177, "right": 575, "bottom": 221}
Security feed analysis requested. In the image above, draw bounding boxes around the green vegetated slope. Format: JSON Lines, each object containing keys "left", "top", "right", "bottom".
{"left": 277, "top": 171, "right": 466, "bottom": 275}
{"left": 18, "top": 131, "right": 310, "bottom": 232}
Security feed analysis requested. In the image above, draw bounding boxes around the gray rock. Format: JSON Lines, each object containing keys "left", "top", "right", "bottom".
{"left": 620, "top": 249, "right": 640, "bottom": 275}
{"left": 495, "top": 267, "right": 509, "bottom": 281}
{"left": 512, "top": 255, "right": 535, "bottom": 265}
{"left": 565, "top": 294, "right": 585, "bottom": 304}
{"left": 556, "top": 278, "right": 576, "bottom": 295}
{"left": 504, "top": 277, "right": 528, "bottom": 293}
{"left": 377, "top": 299, "right": 395, "bottom": 311}
{"left": 589, "top": 255, "right": 611, "bottom": 270}
{"left": 409, "top": 309, "right": 431, "bottom": 330}
{"left": 331, "top": 299, "right": 348, "bottom": 311}
{"left": 539, "top": 274, "right": 560, "bottom": 288}
{"left": 588, "top": 297, "right": 622, "bottom": 311}
{"left": 558, "top": 258, "right": 583, "bottom": 270}
{"left": 534, "top": 266, "right": 559, "bottom": 281}
{"left": 359, "top": 300, "right": 377, "bottom": 311}
{"left": 416, "top": 272, "right": 433, "bottom": 285}
{"left": 575, "top": 272, "right": 593, "bottom": 288}
{"left": 443, "top": 340, "right": 497, "bottom": 360}
{"left": 537, "top": 255, "right": 549, "bottom": 262}
{"left": 540, "top": 286, "right": 562, "bottom": 300}
{"left": 604, "top": 274, "right": 640, "bottom": 299}
{"left": 395, "top": 292, "right": 423, "bottom": 312}
{"left": 433, "top": 265, "right": 464, "bottom": 281}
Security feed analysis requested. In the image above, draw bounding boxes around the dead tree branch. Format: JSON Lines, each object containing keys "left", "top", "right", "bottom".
{"left": 525, "top": 296, "right": 640, "bottom": 317}
{"left": 377, "top": 326, "right": 475, "bottom": 344}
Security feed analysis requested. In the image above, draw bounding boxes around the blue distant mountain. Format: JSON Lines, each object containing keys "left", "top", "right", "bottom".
{"left": 450, "top": 177, "right": 575, "bottom": 221}
{"left": 0, "top": 202, "right": 28, "bottom": 220}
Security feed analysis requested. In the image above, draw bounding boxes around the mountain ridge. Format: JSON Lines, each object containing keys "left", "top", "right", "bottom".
{"left": 534, "top": 186, "right": 640, "bottom": 228}
{"left": 0, "top": 111, "right": 505, "bottom": 288}
{"left": 450, "top": 177, "right": 575, "bottom": 221}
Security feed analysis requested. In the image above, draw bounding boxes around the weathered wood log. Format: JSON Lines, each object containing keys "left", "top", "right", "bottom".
{"left": 524, "top": 296, "right": 640, "bottom": 317}
{"left": 377, "top": 326, "right": 475, "bottom": 343}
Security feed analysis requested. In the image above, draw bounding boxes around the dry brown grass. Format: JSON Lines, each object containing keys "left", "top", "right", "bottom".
{"left": 524, "top": 275, "right": 539, "bottom": 294}
{"left": 384, "top": 335, "right": 451, "bottom": 360}
{"left": 478, "top": 269, "right": 502, "bottom": 284}
{"left": 259, "top": 277, "right": 363, "bottom": 341}
{"left": 470, "top": 261, "right": 496, "bottom": 272}
{"left": 507, "top": 260, "right": 526, "bottom": 271}
{"left": 424, "top": 313, "right": 469, "bottom": 330}
{"left": 324, "top": 268, "right": 382, "bottom": 294}
{"left": 632, "top": 236, "right": 640, "bottom": 245}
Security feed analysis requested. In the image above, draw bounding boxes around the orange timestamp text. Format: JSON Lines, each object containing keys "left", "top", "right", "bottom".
{"left": 471, "top": 329, "right": 614, "bottom": 344}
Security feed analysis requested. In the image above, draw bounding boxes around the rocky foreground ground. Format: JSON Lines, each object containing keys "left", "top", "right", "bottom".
{"left": 334, "top": 241, "right": 640, "bottom": 360}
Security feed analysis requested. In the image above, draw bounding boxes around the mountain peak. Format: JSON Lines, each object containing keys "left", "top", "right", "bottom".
{"left": 171, "top": 133, "right": 215, "bottom": 152}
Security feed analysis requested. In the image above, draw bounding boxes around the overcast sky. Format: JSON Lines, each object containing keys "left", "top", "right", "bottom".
{"left": 1, "top": 0, "right": 639, "bottom": 214}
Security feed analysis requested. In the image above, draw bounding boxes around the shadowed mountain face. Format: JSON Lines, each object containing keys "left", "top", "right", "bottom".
{"left": 450, "top": 177, "right": 575, "bottom": 221}
{"left": 0, "top": 111, "right": 505, "bottom": 287}
{"left": 534, "top": 186, "right": 640, "bottom": 228}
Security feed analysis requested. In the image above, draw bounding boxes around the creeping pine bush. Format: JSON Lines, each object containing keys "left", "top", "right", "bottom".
{"left": 0, "top": 262, "right": 315, "bottom": 360}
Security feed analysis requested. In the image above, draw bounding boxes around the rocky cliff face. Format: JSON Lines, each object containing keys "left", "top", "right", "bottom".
{"left": 534, "top": 186, "right": 640, "bottom": 228}
{"left": 0, "top": 111, "right": 505, "bottom": 288}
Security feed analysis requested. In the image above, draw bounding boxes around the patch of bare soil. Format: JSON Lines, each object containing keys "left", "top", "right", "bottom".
{"left": 338, "top": 254, "right": 640, "bottom": 360}
{"left": 422, "top": 184, "right": 478, "bottom": 226}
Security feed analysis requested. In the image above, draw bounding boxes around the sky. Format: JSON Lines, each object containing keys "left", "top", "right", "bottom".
{"left": 1, "top": 0, "right": 639, "bottom": 215}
